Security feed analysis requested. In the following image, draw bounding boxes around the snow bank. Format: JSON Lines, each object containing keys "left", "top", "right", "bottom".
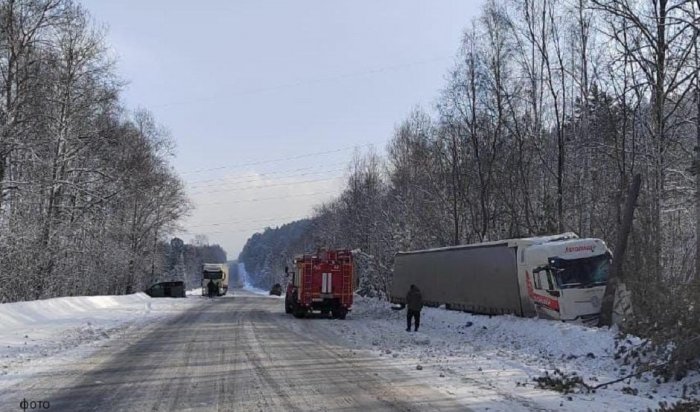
{"left": 243, "top": 285, "right": 281, "bottom": 297}
{"left": 186, "top": 288, "right": 202, "bottom": 296}
{"left": 0, "top": 292, "right": 198, "bottom": 390}
{"left": 0, "top": 293, "right": 152, "bottom": 329}
{"left": 314, "top": 296, "right": 699, "bottom": 412}
{"left": 238, "top": 261, "right": 282, "bottom": 297}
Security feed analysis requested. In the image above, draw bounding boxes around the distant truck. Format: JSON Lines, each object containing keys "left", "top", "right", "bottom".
{"left": 390, "top": 233, "right": 611, "bottom": 322}
{"left": 201, "top": 263, "right": 229, "bottom": 296}
{"left": 285, "top": 250, "right": 354, "bottom": 319}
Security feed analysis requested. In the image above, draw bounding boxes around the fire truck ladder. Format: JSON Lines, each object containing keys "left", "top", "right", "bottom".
{"left": 342, "top": 263, "right": 352, "bottom": 305}
{"left": 303, "top": 262, "right": 313, "bottom": 301}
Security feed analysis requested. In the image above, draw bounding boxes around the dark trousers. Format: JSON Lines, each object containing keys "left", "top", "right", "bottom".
{"left": 407, "top": 309, "right": 420, "bottom": 331}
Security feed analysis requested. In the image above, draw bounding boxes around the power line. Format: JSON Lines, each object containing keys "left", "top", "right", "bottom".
{"left": 181, "top": 143, "right": 369, "bottom": 175}
{"left": 190, "top": 190, "right": 341, "bottom": 207}
{"left": 188, "top": 175, "right": 344, "bottom": 196}
{"left": 185, "top": 164, "right": 336, "bottom": 185}
{"left": 179, "top": 218, "right": 314, "bottom": 236}
{"left": 186, "top": 214, "right": 309, "bottom": 229}
{"left": 152, "top": 55, "right": 451, "bottom": 109}
{"left": 186, "top": 167, "right": 345, "bottom": 190}
{"left": 179, "top": 225, "right": 294, "bottom": 236}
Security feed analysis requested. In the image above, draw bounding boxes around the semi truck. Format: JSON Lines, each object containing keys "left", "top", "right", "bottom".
{"left": 201, "top": 263, "right": 229, "bottom": 296}
{"left": 285, "top": 250, "right": 354, "bottom": 319}
{"left": 389, "top": 233, "right": 611, "bottom": 322}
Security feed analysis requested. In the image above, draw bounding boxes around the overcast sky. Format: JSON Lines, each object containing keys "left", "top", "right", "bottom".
{"left": 81, "top": 0, "right": 484, "bottom": 258}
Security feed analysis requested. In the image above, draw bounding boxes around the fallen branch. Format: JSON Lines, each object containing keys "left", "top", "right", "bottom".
{"left": 590, "top": 365, "right": 654, "bottom": 390}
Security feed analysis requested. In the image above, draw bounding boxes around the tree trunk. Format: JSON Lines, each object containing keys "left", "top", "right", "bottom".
{"left": 652, "top": 0, "right": 667, "bottom": 282}
{"left": 0, "top": 157, "right": 4, "bottom": 213}
{"left": 695, "top": 53, "right": 700, "bottom": 285}
{"left": 599, "top": 173, "right": 642, "bottom": 327}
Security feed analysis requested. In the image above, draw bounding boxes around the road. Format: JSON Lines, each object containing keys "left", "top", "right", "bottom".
{"left": 3, "top": 291, "right": 468, "bottom": 411}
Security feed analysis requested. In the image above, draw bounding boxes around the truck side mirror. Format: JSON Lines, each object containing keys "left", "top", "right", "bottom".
{"left": 284, "top": 266, "right": 289, "bottom": 275}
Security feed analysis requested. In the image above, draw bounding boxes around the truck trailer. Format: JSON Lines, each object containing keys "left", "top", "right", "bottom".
{"left": 285, "top": 250, "right": 353, "bottom": 319}
{"left": 201, "top": 263, "right": 229, "bottom": 296}
{"left": 390, "top": 233, "right": 611, "bottom": 322}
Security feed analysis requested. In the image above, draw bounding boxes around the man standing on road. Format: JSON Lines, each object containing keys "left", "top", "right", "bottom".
{"left": 207, "top": 279, "right": 217, "bottom": 298}
{"left": 406, "top": 284, "right": 423, "bottom": 332}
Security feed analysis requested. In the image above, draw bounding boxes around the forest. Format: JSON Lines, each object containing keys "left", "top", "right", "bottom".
{"left": 1, "top": 0, "right": 699, "bottom": 382}
{"left": 164, "top": 237, "right": 227, "bottom": 290}
{"left": 0, "top": 0, "right": 211, "bottom": 301}
{"left": 240, "top": 0, "right": 700, "bottom": 378}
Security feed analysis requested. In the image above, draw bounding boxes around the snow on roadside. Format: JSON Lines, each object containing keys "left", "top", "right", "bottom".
{"left": 243, "top": 284, "right": 274, "bottom": 296}
{"left": 313, "top": 296, "right": 699, "bottom": 412}
{"left": 238, "top": 261, "right": 284, "bottom": 297}
{"left": 0, "top": 292, "right": 200, "bottom": 391}
{"left": 186, "top": 287, "right": 202, "bottom": 296}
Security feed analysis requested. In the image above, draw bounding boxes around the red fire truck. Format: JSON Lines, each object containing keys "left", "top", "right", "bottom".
{"left": 284, "top": 250, "right": 354, "bottom": 319}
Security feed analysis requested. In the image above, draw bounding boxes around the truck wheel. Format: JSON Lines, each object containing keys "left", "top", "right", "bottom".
{"left": 285, "top": 297, "right": 292, "bottom": 314}
{"left": 293, "top": 307, "right": 307, "bottom": 318}
{"left": 332, "top": 308, "right": 347, "bottom": 320}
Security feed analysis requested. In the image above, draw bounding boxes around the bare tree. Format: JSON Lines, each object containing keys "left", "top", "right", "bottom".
{"left": 0, "top": 1, "right": 189, "bottom": 302}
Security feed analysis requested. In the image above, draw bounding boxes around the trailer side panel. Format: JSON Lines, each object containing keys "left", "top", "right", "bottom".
{"left": 390, "top": 244, "right": 522, "bottom": 316}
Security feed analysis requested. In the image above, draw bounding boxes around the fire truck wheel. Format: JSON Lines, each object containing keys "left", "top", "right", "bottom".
{"left": 285, "top": 303, "right": 292, "bottom": 314}
{"left": 332, "top": 308, "right": 347, "bottom": 320}
{"left": 293, "top": 307, "right": 307, "bottom": 318}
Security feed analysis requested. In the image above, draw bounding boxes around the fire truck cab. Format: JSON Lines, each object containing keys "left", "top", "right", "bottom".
{"left": 285, "top": 250, "right": 354, "bottom": 319}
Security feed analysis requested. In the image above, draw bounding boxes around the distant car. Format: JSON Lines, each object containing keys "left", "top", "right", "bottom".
{"left": 269, "top": 283, "right": 283, "bottom": 296}
{"left": 145, "top": 281, "right": 186, "bottom": 298}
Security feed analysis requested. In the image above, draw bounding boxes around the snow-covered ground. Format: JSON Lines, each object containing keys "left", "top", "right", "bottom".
{"left": 0, "top": 292, "right": 201, "bottom": 392}
{"left": 242, "top": 284, "right": 274, "bottom": 296}
{"left": 306, "top": 297, "right": 699, "bottom": 411}
{"left": 239, "top": 261, "right": 276, "bottom": 296}
{"left": 2, "top": 290, "right": 697, "bottom": 411}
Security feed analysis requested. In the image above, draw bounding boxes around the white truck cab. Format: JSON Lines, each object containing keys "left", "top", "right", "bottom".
{"left": 514, "top": 233, "right": 611, "bottom": 321}
{"left": 202, "top": 263, "right": 229, "bottom": 296}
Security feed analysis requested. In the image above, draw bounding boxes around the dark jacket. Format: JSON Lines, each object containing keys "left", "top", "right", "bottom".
{"left": 406, "top": 286, "right": 423, "bottom": 311}
{"left": 207, "top": 280, "right": 217, "bottom": 293}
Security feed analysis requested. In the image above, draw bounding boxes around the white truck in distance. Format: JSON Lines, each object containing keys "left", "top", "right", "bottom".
{"left": 390, "top": 233, "right": 611, "bottom": 322}
{"left": 202, "top": 263, "right": 229, "bottom": 296}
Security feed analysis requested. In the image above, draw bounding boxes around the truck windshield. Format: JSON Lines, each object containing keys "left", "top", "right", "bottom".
{"left": 551, "top": 253, "right": 610, "bottom": 289}
{"left": 203, "top": 271, "right": 223, "bottom": 279}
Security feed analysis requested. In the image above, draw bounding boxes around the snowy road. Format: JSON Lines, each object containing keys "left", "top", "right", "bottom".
{"left": 2, "top": 291, "right": 467, "bottom": 411}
